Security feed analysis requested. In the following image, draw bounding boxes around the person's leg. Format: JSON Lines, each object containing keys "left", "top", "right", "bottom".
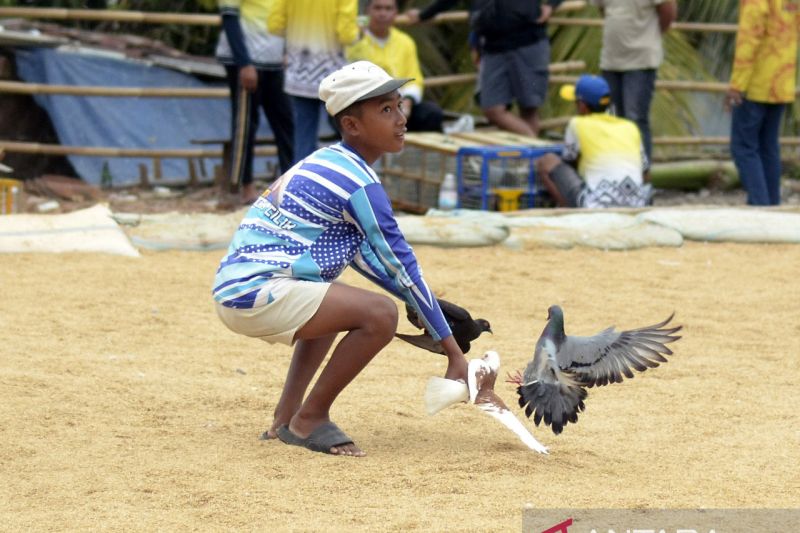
{"left": 535, "top": 153, "right": 584, "bottom": 207}
{"left": 483, "top": 106, "right": 536, "bottom": 136}
{"left": 291, "top": 96, "right": 321, "bottom": 163}
{"left": 258, "top": 69, "right": 295, "bottom": 175}
{"left": 283, "top": 283, "right": 399, "bottom": 456}
{"left": 602, "top": 70, "right": 624, "bottom": 118}
{"left": 731, "top": 99, "right": 770, "bottom": 205}
{"left": 758, "top": 103, "right": 786, "bottom": 205}
{"left": 620, "top": 69, "right": 656, "bottom": 161}
{"left": 225, "top": 65, "right": 257, "bottom": 193}
{"left": 481, "top": 50, "right": 536, "bottom": 136}
{"left": 519, "top": 107, "right": 540, "bottom": 136}
{"left": 263, "top": 333, "right": 337, "bottom": 440}
{"left": 511, "top": 40, "right": 549, "bottom": 137}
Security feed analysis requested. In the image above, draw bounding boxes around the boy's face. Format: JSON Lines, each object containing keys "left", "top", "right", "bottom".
{"left": 367, "top": 0, "right": 398, "bottom": 33}
{"left": 341, "top": 90, "right": 407, "bottom": 163}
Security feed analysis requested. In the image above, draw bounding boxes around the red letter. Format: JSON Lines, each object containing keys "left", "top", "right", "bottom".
{"left": 542, "top": 518, "right": 573, "bottom": 533}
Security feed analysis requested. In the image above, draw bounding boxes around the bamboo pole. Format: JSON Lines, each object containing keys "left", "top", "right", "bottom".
{"left": 0, "top": 2, "right": 585, "bottom": 27}
{"left": 0, "top": 80, "right": 226, "bottom": 98}
{"left": 425, "top": 60, "right": 585, "bottom": 88}
{"left": 0, "top": 7, "right": 220, "bottom": 25}
{"left": 0, "top": 61, "right": 586, "bottom": 97}
{"left": 0, "top": 140, "right": 276, "bottom": 157}
{"left": 653, "top": 136, "right": 800, "bottom": 146}
{"left": 548, "top": 17, "right": 738, "bottom": 33}
{"left": 549, "top": 75, "right": 800, "bottom": 95}
{"left": 0, "top": 4, "right": 738, "bottom": 33}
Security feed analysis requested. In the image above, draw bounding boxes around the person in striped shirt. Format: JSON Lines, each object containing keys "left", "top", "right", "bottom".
{"left": 212, "top": 61, "right": 468, "bottom": 457}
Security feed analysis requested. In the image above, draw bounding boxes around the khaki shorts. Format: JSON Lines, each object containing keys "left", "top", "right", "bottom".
{"left": 215, "top": 278, "right": 331, "bottom": 346}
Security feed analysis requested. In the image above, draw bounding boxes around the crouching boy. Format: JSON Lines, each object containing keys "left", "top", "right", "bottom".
{"left": 212, "top": 61, "right": 468, "bottom": 457}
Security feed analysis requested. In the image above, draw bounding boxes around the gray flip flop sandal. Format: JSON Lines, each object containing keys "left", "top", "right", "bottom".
{"left": 276, "top": 422, "right": 355, "bottom": 455}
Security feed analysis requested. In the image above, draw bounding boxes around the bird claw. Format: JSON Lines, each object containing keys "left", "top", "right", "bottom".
{"left": 505, "top": 370, "right": 523, "bottom": 386}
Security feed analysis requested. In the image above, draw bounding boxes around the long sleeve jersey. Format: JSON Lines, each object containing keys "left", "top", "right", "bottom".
{"left": 212, "top": 143, "right": 452, "bottom": 341}
{"left": 730, "top": 0, "right": 799, "bottom": 103}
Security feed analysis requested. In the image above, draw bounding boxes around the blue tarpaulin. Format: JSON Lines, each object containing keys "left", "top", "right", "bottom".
{"left": 14, "top": 47, "right": 274, "bottom": 186}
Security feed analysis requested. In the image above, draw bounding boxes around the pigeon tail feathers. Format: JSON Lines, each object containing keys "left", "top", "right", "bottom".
{"left": 517, "top": 380, "right": 587, "bottom": 435}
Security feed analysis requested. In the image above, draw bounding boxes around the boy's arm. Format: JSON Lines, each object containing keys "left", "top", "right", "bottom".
{"left": 416, "top": 0, "right": 461, "bottom": 22}
{"left": 655, "top": 0, "right": 677, "bottom": 33}
{"left": 219, "top": 1, "right": 251, "bottom": 66}
{"left": 267, "top": 0, "right": 287, "bottom": 37}
{"left": 346, "top": 183, "right": 452, "bottom": 341}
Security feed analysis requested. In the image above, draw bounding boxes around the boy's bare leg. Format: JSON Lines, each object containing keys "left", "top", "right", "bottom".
{"left": 520, "top": 107, "right": 540, "bottom": 137}
{"left": 536, "top": 153, "right": 569, "bottom": 207}
{"left": 483, "top": 105, "right": 536, "bottom": 136}
{"left": 263, "top": 334, "right": 336, "bottom": 439}
{"left": 284, "top": 283, "right": 399, "bottom": 456}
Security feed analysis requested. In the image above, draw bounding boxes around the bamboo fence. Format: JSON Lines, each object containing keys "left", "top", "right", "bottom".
{"left": 0, "top": 4, "right": 738, "bottom": 33}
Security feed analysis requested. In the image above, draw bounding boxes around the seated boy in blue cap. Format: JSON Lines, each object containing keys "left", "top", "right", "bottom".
{"left": 535, "top": 74, "right": 651, "bottom": 208}
{"left": 212, "top": 61, "right": 468, "bottom": 457}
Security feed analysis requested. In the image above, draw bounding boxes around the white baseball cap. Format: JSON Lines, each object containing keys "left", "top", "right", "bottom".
{"left": 319, "top": 61, "right": 412, "bottom": 116}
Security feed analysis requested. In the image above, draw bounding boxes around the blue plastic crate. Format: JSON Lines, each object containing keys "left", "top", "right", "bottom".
{"left": 456, "top": 145, "right": 562, "bottom": 211}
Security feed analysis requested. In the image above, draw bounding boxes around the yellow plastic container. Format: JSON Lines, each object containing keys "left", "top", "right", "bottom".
{"left": 0, "top": 178, "right": 23, "bottom": 215}
{"left": 492, "top": 187, "right": 526, "bottom": 212}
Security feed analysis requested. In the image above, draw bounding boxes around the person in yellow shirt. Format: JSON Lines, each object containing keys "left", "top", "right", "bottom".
{"left": 535, "top": 75, "right": 650, "bottom": 208}
{"left": 268, "top": 0, "right": 359, "bottom": 162}
{"left": 346, "top": 0, "right": 444, "bottom": 131}
{"left": 726, "top": 0, "right": 800, "bottom": 205}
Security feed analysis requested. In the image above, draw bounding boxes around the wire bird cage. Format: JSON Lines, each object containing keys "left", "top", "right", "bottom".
{"left": 379, "top": 132, "right": 562, "bottom": 213}
{"left": 457, "top": 145, "right": 563, "bottom": 211}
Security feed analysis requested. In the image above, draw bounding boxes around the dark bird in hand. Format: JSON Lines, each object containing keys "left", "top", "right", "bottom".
{"left": 395, "top": 298, "right": 492, "bottom": 354}
{"left": 508, "top": 305, "right": 682, "bottom": 435}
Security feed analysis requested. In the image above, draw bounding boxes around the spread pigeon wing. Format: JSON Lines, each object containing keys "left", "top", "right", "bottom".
{"left": 558, "top": 313, "right": 682, "bottom": 387}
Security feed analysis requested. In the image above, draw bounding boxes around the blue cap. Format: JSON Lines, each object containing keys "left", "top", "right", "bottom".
{"left": 559, "top": 74, "right": 611, "bottom": 107}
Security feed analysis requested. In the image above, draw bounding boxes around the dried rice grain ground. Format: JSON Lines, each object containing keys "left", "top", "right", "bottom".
{"left": 1, "top": 243, "right": 799, "bottom": 532}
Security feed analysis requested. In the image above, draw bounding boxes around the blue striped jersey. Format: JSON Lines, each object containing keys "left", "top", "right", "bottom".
{"left": 212, "top": 142, "right": 452, "bottom": 341}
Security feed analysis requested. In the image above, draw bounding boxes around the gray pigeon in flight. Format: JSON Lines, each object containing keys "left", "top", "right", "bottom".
{"left": 509, "top": 305, "right": 682, "bottom": 435}
{"left": 396, "top": 298, "right": 492, "bottom": 354}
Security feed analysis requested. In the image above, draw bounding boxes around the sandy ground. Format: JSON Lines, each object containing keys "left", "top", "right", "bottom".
{"left": 1, "top": 241, "right": 799, "bottom": 532}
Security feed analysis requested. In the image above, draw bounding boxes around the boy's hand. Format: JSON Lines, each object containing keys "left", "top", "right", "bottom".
{"left": 440, "top": 336, "right": 468, "bottom": 382}
{"left": 725, "top": 88, "right": 743, "bottom": 112}
{"left": 239, "top": 65, "right": 258, "bottom": 93}
{"left": 404, "top": 8, "right": 421, "bottom": 24}
{"left": 536, "top": 4, "right": 553, "bottom": 23}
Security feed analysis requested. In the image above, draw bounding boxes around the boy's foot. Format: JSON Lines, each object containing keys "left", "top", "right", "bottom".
{"left": 277, "top": 421, "right": 365, "bottom": 457}
{"left": 240, "top": 183, "right": 260, "bottom": 205}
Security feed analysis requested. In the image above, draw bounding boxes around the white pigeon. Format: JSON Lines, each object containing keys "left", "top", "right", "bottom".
{"left": 468, "top": 350, "right": 549, "bottom": 454}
